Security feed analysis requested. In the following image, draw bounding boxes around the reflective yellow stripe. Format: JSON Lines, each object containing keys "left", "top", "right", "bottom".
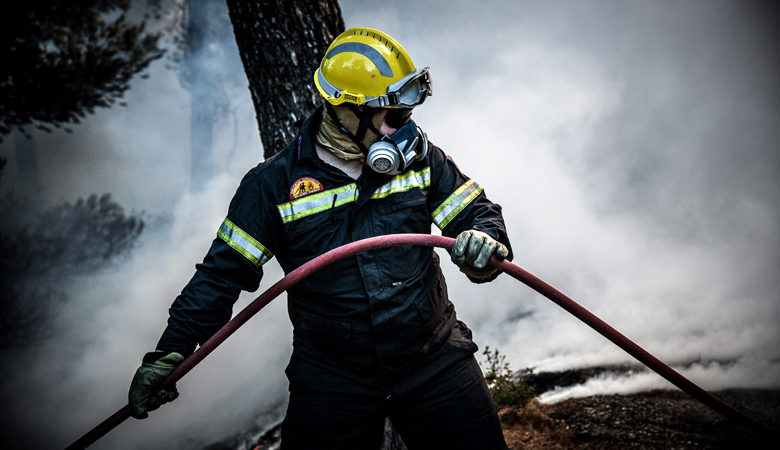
{"left": 371, "top": 167, "right": 430, "bottom": 199}
{"left": 276, "top": 168, "right": 433, "bottom": 225}
{"left": 277, "top": 183, "right": 357, "bottom": 224}
{"left": 217, "top": 218, "right": 273, "bottom": 266}
{"left": 431, "top": 179, "right": 483, "bottom": 230}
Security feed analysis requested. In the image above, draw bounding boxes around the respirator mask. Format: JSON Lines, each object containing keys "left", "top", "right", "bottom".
{"left": 322, "top": 104, "right": 428, "bottom": 176}
{"left": 366, "top": 119, "right": 428, "bottom": 175}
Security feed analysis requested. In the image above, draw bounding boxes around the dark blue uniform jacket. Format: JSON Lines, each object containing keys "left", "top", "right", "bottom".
{"left": 156, "top": 107, "right": 512, "bottom": 392}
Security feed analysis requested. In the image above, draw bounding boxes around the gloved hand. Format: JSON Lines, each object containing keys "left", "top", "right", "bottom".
{"left": 128, "top": 351, "right": 184, "bottom": 419}
{"left": 451, "top": 230, "right": 509, "bottom": 281}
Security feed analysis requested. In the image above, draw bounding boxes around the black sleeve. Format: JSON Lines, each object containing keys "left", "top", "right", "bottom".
{"left": 155, "top": 169, "right": 282, "bottom": 356}
{"left": 427, "top": 143, "right": 514, "bottom": 282}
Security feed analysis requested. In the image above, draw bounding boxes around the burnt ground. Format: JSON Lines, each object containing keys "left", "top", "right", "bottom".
{"left": 503, "top": 365, "right": 779, "bottom": 449}
{"left": 501, "top": 389, "right": 780, "bottom": 449}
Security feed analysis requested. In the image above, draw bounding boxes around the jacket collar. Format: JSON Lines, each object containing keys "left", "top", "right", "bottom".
{"left": 297, "top": 106, "right": 324, "bottom": 162}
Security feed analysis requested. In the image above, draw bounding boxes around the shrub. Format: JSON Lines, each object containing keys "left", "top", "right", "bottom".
{"left": 482, "top": 346, "right": 536, "bottom": 409}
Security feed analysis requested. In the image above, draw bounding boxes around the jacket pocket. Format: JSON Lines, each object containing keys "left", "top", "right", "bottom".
{"left": 296, "top": 310, "right": 352, "bottom": 339}
{"left": 385, "top": 195, "right": 426, "bottom": 213}
{"left": 285, "top": 211, "right": 344, "bottom": 239}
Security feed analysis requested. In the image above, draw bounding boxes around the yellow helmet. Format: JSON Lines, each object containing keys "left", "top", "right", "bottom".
{"left": 314, "top": 27, "right": 432, "bottom": 108}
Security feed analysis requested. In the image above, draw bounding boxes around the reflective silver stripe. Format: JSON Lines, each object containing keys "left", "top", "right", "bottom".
{"left": 431, "top": 179, "right": 484, "bottom": 230}
{"left": 317, "top": 68, "right": 343, "bottom": 99}
{"left": 319, "top": 67, "right": 381, "bottom": 105}
{"left": 277, "top": 183, "right": 358, "bottom": 223}
{"left": 217, "top": 218, "right": 273, "bottom": 266}
{"left": 326, "top": 42, "right": 394, "bottom": 77}
{"left": 371, "top": 167, "right": 431, "bottom": 199}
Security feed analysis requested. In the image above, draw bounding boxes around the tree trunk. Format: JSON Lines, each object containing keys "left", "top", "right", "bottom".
{"left": 225, "top": 0, "right": 344, "bottom": 158}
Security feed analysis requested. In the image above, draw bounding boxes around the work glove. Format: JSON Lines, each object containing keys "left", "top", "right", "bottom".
{"left": 128, "top": 351, "right": 184, "bottom": 419}
{"left": 451, "top": 230, "right": 509, "bottom": 281}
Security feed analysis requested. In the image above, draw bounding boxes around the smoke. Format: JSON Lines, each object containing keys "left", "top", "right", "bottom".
{"left": 0, "top": 1, "right": 293, "bottom": 449}
{"left": 343, "top": 0, "right": 780, "bottom": 392}
{"left": 0, "top": 174, "right": 292, "bottom": 449}
{"left": 539, "top": 358, "right": 780, "bottom": 404}
{"left": 0, "top": 0, "right": 778, "bottom": 448}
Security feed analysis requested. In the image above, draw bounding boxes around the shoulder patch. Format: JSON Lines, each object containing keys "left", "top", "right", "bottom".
{"left": 290, "top": 176, "right": 324, "bottom": 200}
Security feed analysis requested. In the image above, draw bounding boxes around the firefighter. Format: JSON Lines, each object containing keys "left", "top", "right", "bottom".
{"left": 129, "top": 27, "right": 512, "bottom": 449}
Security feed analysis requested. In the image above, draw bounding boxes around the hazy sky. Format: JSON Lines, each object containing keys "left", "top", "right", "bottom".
{"left": 0, "top": 1, "right": 778, "bottom": 448}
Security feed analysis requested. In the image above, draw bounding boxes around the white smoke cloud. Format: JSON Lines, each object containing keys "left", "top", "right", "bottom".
{"left": 0, "top": 2, "right": 292, "bottom": 447}
{"left": 0, "top": 172, "right": 293, "bottom": 449}
{"left": 540, "top": 358, "right": 780, "bottom": 404}
{"left": 343, "top": 0, "right": 780, "bottom": 396}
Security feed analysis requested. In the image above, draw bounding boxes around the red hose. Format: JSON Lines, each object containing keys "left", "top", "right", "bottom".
{"left": 66, "top": 233, "right": 776, "bottom": 448}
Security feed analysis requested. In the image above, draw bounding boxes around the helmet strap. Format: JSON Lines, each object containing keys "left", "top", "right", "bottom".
{"left": 345, "top": 103, "right": 382, "bottom": 144}
{"left": 324, "top": 102, "right": 383, "bottom": 155}
{"left": 317, "top": 109, "right": 365, "bottom": 161}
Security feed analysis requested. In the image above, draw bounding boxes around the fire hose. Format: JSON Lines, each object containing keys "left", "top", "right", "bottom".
{"left": 67, "top": 233, "right": 777, "bottom": 448}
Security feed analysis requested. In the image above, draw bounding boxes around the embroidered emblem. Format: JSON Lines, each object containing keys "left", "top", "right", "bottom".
{"left": 290, "top": 177, "right": 324, "bottom": 200}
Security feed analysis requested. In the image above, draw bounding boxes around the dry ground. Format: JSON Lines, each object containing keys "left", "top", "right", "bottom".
{"left": 500, "top": 389, "right": 779, "bottom": 449}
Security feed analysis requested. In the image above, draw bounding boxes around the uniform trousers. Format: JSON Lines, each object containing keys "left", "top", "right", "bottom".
{"left": 280, "top": 354, "right": 508, "bottom": 450}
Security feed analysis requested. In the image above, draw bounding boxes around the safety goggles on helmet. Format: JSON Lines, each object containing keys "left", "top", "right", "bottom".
{"left": 363, "top": 67, "right": 432, "bottom": 108}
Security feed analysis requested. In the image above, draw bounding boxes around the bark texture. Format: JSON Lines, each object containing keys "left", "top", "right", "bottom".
{"left": 226, "top": 0, "right": 345, "bottom": 158}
